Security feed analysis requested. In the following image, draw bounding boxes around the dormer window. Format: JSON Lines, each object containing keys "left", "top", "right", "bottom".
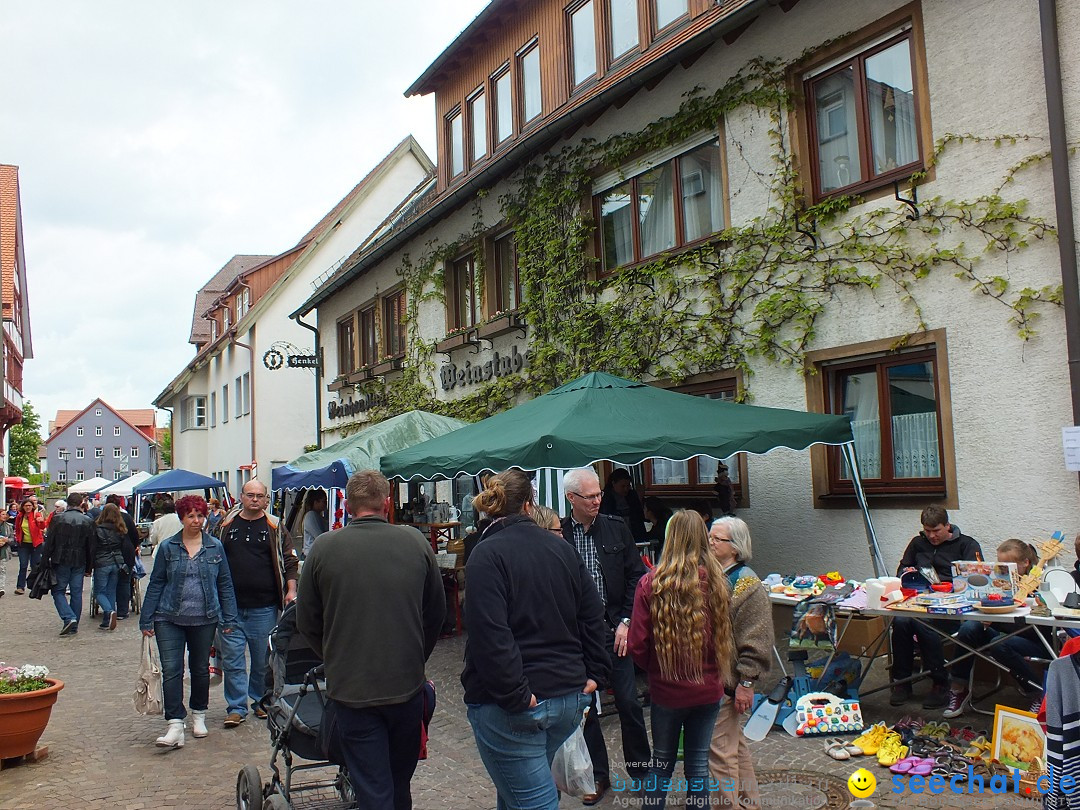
{"left": 211, "top": 319, "right": 218, "bottom": 341}
{"left": 223, "top": 307, "right": 231, "bottom": 332}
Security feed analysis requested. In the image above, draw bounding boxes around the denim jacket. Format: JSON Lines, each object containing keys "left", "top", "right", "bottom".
{"left": 139, "top": 531, "right": 239, "bottom": 632}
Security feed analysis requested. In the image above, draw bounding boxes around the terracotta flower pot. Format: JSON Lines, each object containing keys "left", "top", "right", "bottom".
{"left": 0, "top": 678, "right": 64, "bottom": 759}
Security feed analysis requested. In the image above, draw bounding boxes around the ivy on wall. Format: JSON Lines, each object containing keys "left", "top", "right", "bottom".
{"left": 337, "top": 55, "right": 1062, "bottom": 434}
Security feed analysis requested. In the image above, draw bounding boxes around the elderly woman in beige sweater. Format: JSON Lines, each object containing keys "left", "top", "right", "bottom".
{"left": 707, "top": 516, "right": 773, "bottom": 810}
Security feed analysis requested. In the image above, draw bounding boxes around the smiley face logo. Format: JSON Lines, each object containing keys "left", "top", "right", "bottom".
{"left": 848, "top": 768, "right": 876, "bottom": 798}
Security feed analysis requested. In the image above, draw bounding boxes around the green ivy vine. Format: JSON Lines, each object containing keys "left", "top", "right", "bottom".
{"left": 336, "top": 53, "right": 1063, "bottom": 433}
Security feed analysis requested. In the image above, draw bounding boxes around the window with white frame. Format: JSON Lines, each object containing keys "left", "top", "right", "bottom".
{"left": 222, "top": 385, "right": 229, "bottom": 423}
{"left": 57, "top": 448, "right": 68, "bottom": 460}
{"left": 76, "top": 470, "right": 85, "bottom": 481}
{"left": 95, "top": 408, "right": 102, "bottom": 417}
{"left": 182, "top": 396, "right": 207, "bottom": 431}
{"left": 114, "top": 470, "right": 125, "bottom": 480}
{"left": 77, "top": 427, "right": 84, "bottom": 437}
{"left": 210, "top": 391, "right": 217, "bottom": 427}
{"left": 114, "top": 426, "right": 121, "bottom": 436}
{"left": 95, "top": 426, "right": 102, "bottom": 436}
{"left": 234, "top": 377, "right": 243, "bottom": 418}
{"left": 95, "top": 448, "right": 103, "bottom": 458}
{"left": 131, "top": 447, "right": 139, "bottom": 458}
{"left": 76, "top": 448, "right": 84, "bottom": 459}
{"left": 241, "top": 373, "right": 251, "bottom": 416}
{"left": 113, "top": 447, "right": 122, "bottom": 458}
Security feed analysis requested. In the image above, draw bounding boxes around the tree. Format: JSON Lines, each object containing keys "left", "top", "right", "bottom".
{"left": 159, "top": 427, "right": 172, "bottom": 469}
{"left": 9, "top": 400, "right": 42, "bottom": 477}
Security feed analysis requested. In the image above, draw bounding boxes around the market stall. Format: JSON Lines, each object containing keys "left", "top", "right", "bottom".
{"left": 380, "top": 371, "right": 885, "bottom": 575}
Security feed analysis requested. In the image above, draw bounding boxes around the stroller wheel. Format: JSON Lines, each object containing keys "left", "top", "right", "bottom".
{"left": 236, "top": 764, "right": 264, "bottom": 810}
{"left": 262, "top": 796, "right": 289, "bottom": 810}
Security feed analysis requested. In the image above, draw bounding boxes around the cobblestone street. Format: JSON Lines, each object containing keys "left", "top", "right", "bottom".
{"left": 0, "top": 558, "right": 1038, "bottom": 809}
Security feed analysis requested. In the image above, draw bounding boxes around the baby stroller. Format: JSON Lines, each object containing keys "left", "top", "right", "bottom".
{"left": 236, "top": 603, "right": 356, "bottom": 810}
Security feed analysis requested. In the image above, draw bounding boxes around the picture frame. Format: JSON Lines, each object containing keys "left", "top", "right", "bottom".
{"left": 990, "top": 705, "right": 1046, "bottom": 771}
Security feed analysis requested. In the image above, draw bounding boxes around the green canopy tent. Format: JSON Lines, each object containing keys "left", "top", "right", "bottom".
{"left": 272, "top": 410, "right": 469, "bottom": 491}
{"left": 380, "top": 372, "right": 885, "bottom": 575}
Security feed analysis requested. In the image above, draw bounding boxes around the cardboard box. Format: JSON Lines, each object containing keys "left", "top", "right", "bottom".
{"left": 835, "top": 615, "right": 888, "bottom": 657}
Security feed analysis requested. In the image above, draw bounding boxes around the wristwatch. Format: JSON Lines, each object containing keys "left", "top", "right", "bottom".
{"left": 738, "top": 679, "right": 754, "bottom": 689}
{"left": 620, "top": 617, "right": 631, "bottom": 627}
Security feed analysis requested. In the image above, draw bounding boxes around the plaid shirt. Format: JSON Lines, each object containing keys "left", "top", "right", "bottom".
{"left": 571, "top": 517, "right": 607, "bottom": 606}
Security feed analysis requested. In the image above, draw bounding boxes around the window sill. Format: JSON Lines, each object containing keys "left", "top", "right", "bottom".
{"left": 372, "top": 357, "right": 405, "bottom": 376}
{"left": 810, "top": 164, "right": 926, "bottom": 207}
{"left": 436, "top": 329, "right": 479, "bottom": 354}
{"left": 347, "top": 368, "right": 375, "bottom": 385}
{"left": 598, "top": 232, "right": 729, "bottom": 280}
{"left": 476, "top": 312, "right": 526, "bottom": 340}
{"left": 327, "top": 377, "right": 349, "bottom": 392}
{"left": 816, "top": 490, "right": 947, "bottom": 509}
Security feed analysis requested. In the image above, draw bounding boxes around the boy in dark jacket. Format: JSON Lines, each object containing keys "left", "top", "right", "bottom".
{"left": 889, "top": 505, "right": 982, "bottom": 709}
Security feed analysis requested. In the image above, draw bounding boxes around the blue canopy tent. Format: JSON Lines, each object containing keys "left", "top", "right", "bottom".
{"left": 132, "top": 468, "right": 229, "bottom": 496}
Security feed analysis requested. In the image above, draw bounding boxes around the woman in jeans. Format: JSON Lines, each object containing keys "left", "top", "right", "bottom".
{"left": 91, "top": 504, "right": 129, "bottom": 630}
{"left": 140, "top": 494, "right": 238, "bottom": 748}
{"left": 629, "top": 510, "right": 735, "bottom": 809}
{"left": 462, "top": 469, "right": 610, "bottom": 810}
{"left": 12, "top": 497, "right": 45, "bottom": 594}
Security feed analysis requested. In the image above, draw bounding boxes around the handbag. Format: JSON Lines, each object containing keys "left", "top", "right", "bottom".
{"left": 551, "top": 710, "right": 593, "bottom": 797}
{"left": 27, "top": 562, "right": 57, "bottom": 600}
{"left": 133, "top": 635, "right": 164, "bottom": 715}
{"left": 209, "top": 632, "right": 224, "bottom": 686}
{"left": 133, "top": 556, "right": 147, "bottom": 579}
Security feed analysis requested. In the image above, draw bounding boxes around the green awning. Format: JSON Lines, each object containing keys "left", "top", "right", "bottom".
{"left": 381, "top": 372, "right": 853, "bottom": 480}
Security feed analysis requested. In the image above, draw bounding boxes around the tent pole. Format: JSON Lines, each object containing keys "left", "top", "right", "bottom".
{"left": 841, "top": 442, "right": 886, "bottom": 577}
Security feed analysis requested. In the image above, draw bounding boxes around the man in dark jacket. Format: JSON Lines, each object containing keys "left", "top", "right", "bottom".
{"left": 298, "top": 470, "right": 444, "bottom": 810}
{"left": 562, "top": 468, "right": 650, "bottom": 804}
{"left": 890, "top": 504, "right": 982, "bottom": 709}
{"left": 42, "top": 492, "right": 95, "bottom": 636}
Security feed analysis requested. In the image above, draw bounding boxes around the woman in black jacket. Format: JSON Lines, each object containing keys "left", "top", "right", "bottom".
{"left": 462, "top": 469, "right": 610, "bottom": 809}
{"left": 599, "top": 468, "right": 648, "bottom": 541}
{"left": 92, "top": 504, "right": 129, "bottom": 630}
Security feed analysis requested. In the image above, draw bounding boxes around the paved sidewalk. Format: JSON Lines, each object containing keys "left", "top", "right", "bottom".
{"left": 0, "top": 557, "right": 1036, "bottom": 809}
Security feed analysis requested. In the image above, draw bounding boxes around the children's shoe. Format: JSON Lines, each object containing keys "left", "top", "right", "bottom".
{"left": 877, "top": 732, "right": 908, "bottom": 767}
{"left": 853, "top": 722, "right": 888, "bottom": 755}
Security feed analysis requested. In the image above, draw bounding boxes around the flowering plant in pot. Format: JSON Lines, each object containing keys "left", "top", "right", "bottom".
{"left": 0, "top": 663, "right": 64, "bottom": 759}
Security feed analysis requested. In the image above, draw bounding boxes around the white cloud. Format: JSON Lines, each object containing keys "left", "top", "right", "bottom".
{"left": 1, "top": 0, "right": 489, "bottom": 432}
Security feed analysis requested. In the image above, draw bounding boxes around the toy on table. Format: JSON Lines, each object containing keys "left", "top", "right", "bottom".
{"left": 819, "top": 571, "right": 845, "bottom": 587}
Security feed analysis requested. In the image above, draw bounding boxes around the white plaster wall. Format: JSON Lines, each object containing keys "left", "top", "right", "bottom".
{"left": 166, "top": 374, "right": 210, "bottom": 474}
{"left": 314, "top": 0, "right": 1080, "bottom": 577}
{"left": 203, "top": 341, "right": 254, "bottom": 490}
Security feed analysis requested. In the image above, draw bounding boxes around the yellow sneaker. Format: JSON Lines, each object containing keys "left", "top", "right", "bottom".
{"left": 852, "top": 722, "right": 887, "bottom": 755}
{"left": 876, "top": 732, "right": 908, "bottom": 766}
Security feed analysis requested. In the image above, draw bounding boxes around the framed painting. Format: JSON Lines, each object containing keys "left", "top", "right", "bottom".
{"left": 991, "top": 705, "right": 1046, "bottom": 770}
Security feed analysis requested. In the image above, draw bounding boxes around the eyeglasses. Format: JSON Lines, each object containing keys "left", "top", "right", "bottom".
{"left": 242, "top": 492, "right": 267, "bottom": 499}
{"left": 568, "top": 491, "right": 602, "bottom": 502}
{"left": 711, "top": 536, "right": 733, "bottom": 543}
{"left": 548, "top": 527, "right": 564, "bottom": 536}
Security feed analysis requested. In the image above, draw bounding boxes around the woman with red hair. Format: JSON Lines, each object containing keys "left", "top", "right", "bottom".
{"left": 140, "top": 494, "right": 238, "bottom": 748}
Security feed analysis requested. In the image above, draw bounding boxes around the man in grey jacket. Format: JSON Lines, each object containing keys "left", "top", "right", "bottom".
{"left": 298, "top": 470, "right": 444, "bottom": 810}
{"left": 41, "top": 492, "right": 94, "bottom": 635}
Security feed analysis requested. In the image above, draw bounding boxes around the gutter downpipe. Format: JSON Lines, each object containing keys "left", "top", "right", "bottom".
{"left": 293, "top": 313, "right": 322, "bottom": 450}
{"left": 231, "top": 329, "right": 257, "bottom": 480}
{"left": 1040, "top": 0, "right": 1080, "bottom": 436}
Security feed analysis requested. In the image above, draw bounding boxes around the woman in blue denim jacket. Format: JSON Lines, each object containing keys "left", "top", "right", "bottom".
{"left": 141, "top": 494, "right": 238, "bottom": 748}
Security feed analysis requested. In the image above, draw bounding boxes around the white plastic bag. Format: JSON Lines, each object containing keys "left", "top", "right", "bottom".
{"left": 133, "top": 635, "right": 163, "bottom": 715}
{"left": 551, "top": 713, "right": 593, "bottom": 797}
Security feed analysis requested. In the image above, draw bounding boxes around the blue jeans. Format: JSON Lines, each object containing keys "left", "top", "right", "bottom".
{"left": 950, "top": 621, "right": 1046, "bottom": 690}
{"left": 155, "top": 620, "right": 216, "bottom": 721}
{"left": 51, "top": 564, "right": 86, "bottom": 626}
{"left": 583, "top": 631, "right": 651, "bottom": 779}
{"left": 16, "top": 543, "right": 41, "bottom": 590}
{"left": 468, "top": 691, "right": 591, "bottom": 810}
{"left": 94, "top": 564, "right": 120, "bottom": 623}
{"left": 643, "top": 700, "right": 722, "bottom": 809}
{"left": 327, "top": 690, "right": 425, "bottom": 810}
{"left": 222, "top": 604, "right": 279, "bottom": 716}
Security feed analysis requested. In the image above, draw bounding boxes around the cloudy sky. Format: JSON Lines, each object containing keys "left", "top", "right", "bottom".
{"left": 1, "top": 0, "right": 489, "bottom": 437}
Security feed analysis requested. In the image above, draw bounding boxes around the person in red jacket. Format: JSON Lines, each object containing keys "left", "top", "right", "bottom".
{"left": 628, "top": 510, "right": 736, "bottom": 809}
{"left": 13, "top": 498, "right": 45, "bottom": 594}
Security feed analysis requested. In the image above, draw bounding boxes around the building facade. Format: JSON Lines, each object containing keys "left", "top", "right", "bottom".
{"left": 0, "top": 165, "right": 33, "bottom": 474}
{"left": 296, "top": 0, "right": 1080, "bottom": 577}
{"left": 157, "top": 137, "right": 434, "bottom": 492}
{"left": 45, "top": 400, "right": 158, "bottom": 483}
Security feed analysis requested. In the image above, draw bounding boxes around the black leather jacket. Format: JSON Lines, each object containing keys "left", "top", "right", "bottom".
{"left": 43, "top": 508, "right": 95, "bottom": 573}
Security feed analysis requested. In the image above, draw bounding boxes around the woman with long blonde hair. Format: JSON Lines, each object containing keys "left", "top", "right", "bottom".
{"left": 628, "top": 510, "right": 735, "bottom": 808}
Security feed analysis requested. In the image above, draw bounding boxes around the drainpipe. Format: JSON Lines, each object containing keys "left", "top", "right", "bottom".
{"left": 230, "top": 329, "right": 257, "bottom": 480}
{"left": 292, "top": 313, "right": 322, "bottom": 449}
{"left": 1040, "top": 0, "right": 1080, "bottom": 433}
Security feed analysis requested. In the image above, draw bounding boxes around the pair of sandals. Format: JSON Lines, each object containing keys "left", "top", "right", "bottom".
{"left": 962, "top": 735, "right": 992, "bottom": 761}
{"left": 915, "top": 720, "right": 950, "bottom": 739}
{"left": 890, "top": 756, "right": 935, "bottom": 776}
{"left": 824, "top": 737, "right": 863, "bottom": 760}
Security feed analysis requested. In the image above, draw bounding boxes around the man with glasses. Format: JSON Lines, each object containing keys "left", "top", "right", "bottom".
{"left": 218, "top": 479, "right": 299, "bottom": 727}
{"left": 561, "top": 468, "right": 650, "bottom": 805}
